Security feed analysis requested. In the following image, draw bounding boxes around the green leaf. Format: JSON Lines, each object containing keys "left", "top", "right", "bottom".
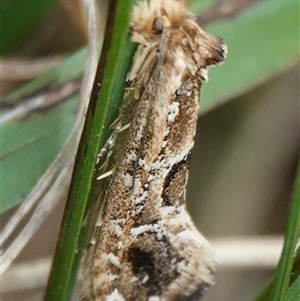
{"left": 1, "top": 98, "right": 78, "bottom": 209}
{"left": 0, "top": 0, "right": 58, "bottom": 55}
{"left": 0, "top": 49, "right": 87, "bottom": 212}
{"left": 198, "top": 0, "right": 299, "bottom": 113}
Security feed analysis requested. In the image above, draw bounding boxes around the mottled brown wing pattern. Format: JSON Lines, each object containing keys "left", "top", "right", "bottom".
{"left": 81, "top": 0, "right": 227, "bottom": 300}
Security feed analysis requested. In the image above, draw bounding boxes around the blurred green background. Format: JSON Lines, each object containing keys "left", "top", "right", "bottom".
{"left": 1, "top": 0, "right": 299, "bottom": 300}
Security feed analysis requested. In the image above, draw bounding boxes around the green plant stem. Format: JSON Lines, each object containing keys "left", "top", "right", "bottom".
{"left": 44, "top": 1, "right": 136, "bottom": 300}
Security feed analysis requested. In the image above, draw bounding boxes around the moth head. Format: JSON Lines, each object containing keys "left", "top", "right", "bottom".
{"left": 195, "top": 27, "right": 228, "bottom": 68}
{"left": 130, "top": 0, "right": 190, "bottom": 45}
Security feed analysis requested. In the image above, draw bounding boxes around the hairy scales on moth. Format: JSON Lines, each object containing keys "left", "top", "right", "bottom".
{"left": 81, "top": 0, "right": 227, "bottom": 300}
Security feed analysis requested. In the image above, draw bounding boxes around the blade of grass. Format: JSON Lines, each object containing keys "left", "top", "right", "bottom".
{"left": 290, "top": 245, "right": 300, "bottom": 284}
{"left": 270, "top": 163, "right": 300, "bottom": 300}
{"left": 254, "top": 248, "right": 300, "bottom": 301}
{"left": 44, "top": 1, "right": 136, "bottom": 300}
{"left": 287, "top": 274, "right": 300, "bottom": 301}
{"left": 254, "top": 162, "right": 300, "bottom": 301}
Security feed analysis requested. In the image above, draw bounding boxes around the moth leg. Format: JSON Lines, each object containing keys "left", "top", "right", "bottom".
{"left": 96, "top": 168, "right": 115, "bottom": 180}
{"left": 96, "top": 124, "right": 122, "bottom": 164}
{"left": 96, "top": 120, "right": 131, "bottom": 165}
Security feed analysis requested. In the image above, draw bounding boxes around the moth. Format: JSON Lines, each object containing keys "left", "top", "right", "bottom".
{"left": 81, "top": 0, "right": 227, "bottom": 300}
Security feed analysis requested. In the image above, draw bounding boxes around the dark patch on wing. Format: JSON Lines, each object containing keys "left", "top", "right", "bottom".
{"left": 175, "top": 287, "right": 204, "bottom": 301}
{"left": 162, "top": 151, "right": 192, "bottom": 206}
{"left": 128, "top": 246, "right": 162, "bottom": 296}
